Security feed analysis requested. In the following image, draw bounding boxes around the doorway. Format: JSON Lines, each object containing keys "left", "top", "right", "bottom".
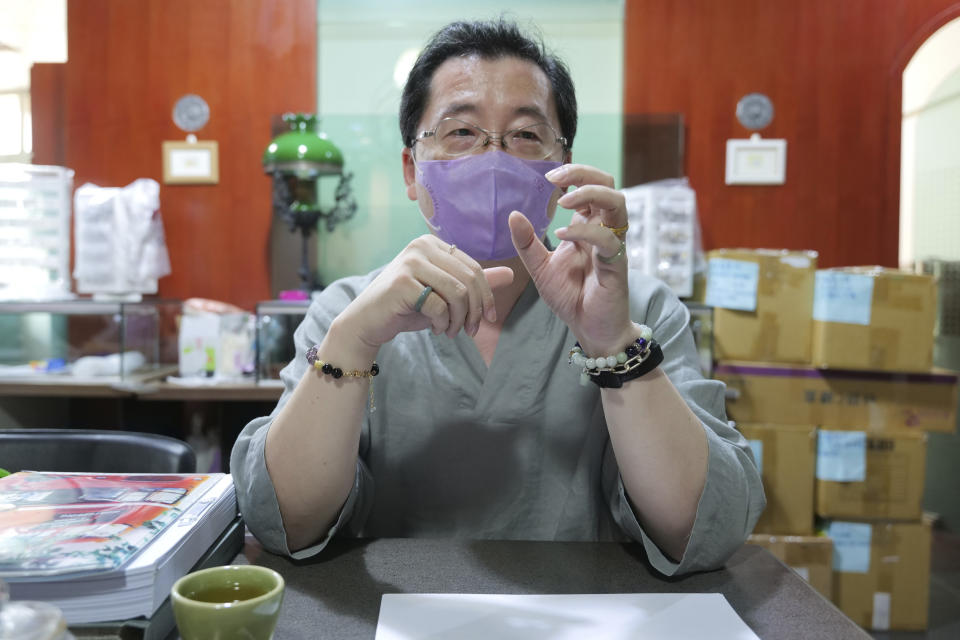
{"left": 900, "top": 16, "right": 960, "bottom": 532}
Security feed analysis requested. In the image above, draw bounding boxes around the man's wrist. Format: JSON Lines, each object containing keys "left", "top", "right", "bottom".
{"left": 576, "top": 323, "right": 642, "bottom": 359}
{"left": 321, "top": 316, "right": 381, "bottom": 367}
{"left": 569, "top": 324, "right": 661, "bottom": 388}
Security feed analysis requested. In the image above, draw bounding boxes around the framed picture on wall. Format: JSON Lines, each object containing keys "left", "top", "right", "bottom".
{"left": 162, "top": 140, "right": 219, "bottom": 185}
{"left": 724, "top": 135, "right": 787, "bottom": 185}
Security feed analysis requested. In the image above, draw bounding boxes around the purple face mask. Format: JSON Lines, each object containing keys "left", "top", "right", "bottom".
{"left": 416, "top": 151, "right": 562, "bottom": 261}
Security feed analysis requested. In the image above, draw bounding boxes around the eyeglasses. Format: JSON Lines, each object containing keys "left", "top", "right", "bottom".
{"left": 412, "top": 117, "right": 567, "bottom": 161}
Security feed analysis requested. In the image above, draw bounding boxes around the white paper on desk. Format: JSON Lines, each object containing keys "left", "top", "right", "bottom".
{"left": 375, "top": 593, "right": 760, "bottom": 640}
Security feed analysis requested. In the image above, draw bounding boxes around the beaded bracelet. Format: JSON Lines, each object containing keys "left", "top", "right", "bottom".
{"left": 306, "top": 345, "right": 379, "bottom": 411}
{"left": 568, "top": 325, "right": 663, "bottom": 388}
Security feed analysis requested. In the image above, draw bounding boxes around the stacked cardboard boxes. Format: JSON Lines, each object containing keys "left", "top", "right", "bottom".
{"left": 705, "top": 249, "right": 957, "bottom": 632}
{"left": 706, "top": 248, "right": 818, "bottom": 364}
{"left": 812, "top": 267, "right": 937, "bottom": 372}
{"left": 747, "top": 533, "right": 834, "bottom": 601}
{"left": 739, "top": 423, "right": 816, "bottom": 535}
{"left": 825, "top": 519, "right": 933, "bottom": 631}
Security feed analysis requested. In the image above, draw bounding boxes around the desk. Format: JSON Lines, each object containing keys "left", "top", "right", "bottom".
{"left": 232, "top": 537, "right": 870, "bottom": 640}
{"left": 0, "top": 379, "right": 283, "bottom": 402}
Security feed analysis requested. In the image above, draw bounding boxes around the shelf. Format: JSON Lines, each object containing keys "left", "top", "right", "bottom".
{"left": 0, "top": 368, "right": 283, "bottom": 402}
{"left": 134, "top": 381, "right": 283, "bottom": 402}
{"left": 0, "top": 378, "right": 135, "bottom": 398}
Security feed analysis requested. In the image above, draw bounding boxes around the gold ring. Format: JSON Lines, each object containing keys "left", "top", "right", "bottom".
{"left": 449, "top": 244, "right": 457, "bottom": 255}
{"left": 600, "top": 222, "right": 629, "bottom": 240}
{"left": 597, "top": 240, "right": 626, "bottom": 264}
{"left": 413, "top": 285, "right": 432, "bottom": 313}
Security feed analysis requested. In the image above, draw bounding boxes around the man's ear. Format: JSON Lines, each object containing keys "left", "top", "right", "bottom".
{"left": 402, "top": 147, "right": 418, "bottom": 201}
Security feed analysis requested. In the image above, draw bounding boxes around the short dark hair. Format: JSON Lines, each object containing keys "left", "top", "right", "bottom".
{"left": 399, "top": 19, "right": 577, "bottom": 151}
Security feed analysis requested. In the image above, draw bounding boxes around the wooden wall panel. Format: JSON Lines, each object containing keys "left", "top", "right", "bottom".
{"left": 30, "top": 64, "right": 66, "bottom": 167}
{"left": 32, "top": 0, "right": 317, "bottom": 309}
{"left": 624, "top": 0, "right": 960, "bottom": 269}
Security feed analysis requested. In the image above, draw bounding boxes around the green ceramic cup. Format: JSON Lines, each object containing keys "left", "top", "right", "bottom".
{"left": 171, "top": 565, "right": 285, "bottom": 640}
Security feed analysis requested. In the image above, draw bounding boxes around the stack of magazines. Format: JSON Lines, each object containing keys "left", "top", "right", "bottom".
{"left": 0, "top": 472, "right": 239, "bottom": 625}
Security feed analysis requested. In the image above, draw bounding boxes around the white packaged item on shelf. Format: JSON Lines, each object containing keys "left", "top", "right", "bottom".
{"left": 0, "top": 164, "right": 75, "bottom": 301}
{"left": 73, "top": 179, "right": 171, "bottom": 299}
{"left": 216, "top": 312, "right": 255, "bottom": 379}
{"left": 622, "top": 178, "right": 701, "bottom": 298}
{"left": 70, "top": 351, "right": 146, "bottom": 378}
{"left": 177, "top": 300, "right": 255, "bottom": 380}
{"left": 178, "top": 314, "right": 220, "bottom": 377}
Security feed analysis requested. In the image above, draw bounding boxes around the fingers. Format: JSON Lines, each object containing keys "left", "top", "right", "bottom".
{"left": 508, "top": 211, "right": 551, "bottom": 278}
{"left": 483, "top": 266, "right": 515, "bottom": 291}
{"left": 407, "top": 277, "right": 450, "bottom": 336}
{"left": 556, "top": 185, "right": 624, "bottom": 215}
{"left": 554, "top": 223, "right": 627, "bottom": 270}
{"left": 545, "top": 163, "right": 615, "bottom": 189}
{"left": 546, "top": 165, "right": 626, "bottom": 234}
{"left": 404, "top": 236, "right": 508, "bottom": 337}
{"left": 437, "top": 244, "right": 503, "bottom": 325}
{"left": 410, "top": 260, "right": 480, "bottom": 337}
{"left": 413, "top": 265, "right": 515, "bottom": 337}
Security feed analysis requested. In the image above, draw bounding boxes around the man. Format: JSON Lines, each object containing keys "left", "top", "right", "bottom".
{"left": 232, "top": 19, "right": 764, "bottom": 576}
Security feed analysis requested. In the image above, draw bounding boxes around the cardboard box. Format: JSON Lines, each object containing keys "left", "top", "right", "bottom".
{"left": 828, "top": 519, "right": 931, "bottom": 631}
{"left": 706, "top": 249, "right": 818, "bottom": 364}
{"left": 716, "top": 361, "right": 958, "bottom": 433}
{"left": 748, "top": 533, "right": 833, "bottom": 601}
{"left": 739, "top": 423, "right": 816, "bottom": 535}
{"left": 812, "top": 268, "right": 936, "bottom": 372}
{"left": 815, "top": 429, "right": 926, "bottom": 520}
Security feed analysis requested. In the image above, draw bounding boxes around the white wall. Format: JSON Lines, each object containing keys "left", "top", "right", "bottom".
{"left": 900, "top": 17, "right": 960, "bottom": 268}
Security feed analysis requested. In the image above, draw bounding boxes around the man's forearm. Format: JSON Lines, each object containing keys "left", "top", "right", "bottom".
{"left": 601, "top": 367, "right": 709, "bottom": 561}
{"left": 264, "top": 320, "right": 378, "bottom": 552}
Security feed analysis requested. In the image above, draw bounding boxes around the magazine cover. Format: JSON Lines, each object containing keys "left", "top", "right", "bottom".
{"left": 0, "top": 472, "right": 212, "bottom": 577}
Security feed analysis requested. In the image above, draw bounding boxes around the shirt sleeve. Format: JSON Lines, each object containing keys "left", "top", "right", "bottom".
{"left": 605, "top": 271, "right": 766, "bottom": 576}
{"left": 229, "top": 276, "right": 375, "bottom": 559}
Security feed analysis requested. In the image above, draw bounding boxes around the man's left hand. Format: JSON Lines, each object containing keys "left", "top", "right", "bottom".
{"left": 508, "top": 163, "right": 636, "bottom": 357}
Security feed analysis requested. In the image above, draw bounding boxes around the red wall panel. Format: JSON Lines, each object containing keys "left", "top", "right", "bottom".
{"left": 32, "top": 0, "right": 317, "bottom": 309}
{"left": 35, "top": 1, "right": 960, "bottom": 300}
{"left": 624, "top": 0, "right": 960, "bottom": 268}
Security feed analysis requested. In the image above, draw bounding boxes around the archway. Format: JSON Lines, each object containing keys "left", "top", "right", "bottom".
{"left": 895, "top": 11, "right": 960, "bottom": 534}
{"left": 900, "top": 17, "right": 960, "bottom": 268}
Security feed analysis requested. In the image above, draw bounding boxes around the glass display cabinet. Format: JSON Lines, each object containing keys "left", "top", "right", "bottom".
{"left": 0, "top": 300, "right": 180, "bottom": 386}
{"left": 255, "top": 300, "right": 309, "bottom": 385}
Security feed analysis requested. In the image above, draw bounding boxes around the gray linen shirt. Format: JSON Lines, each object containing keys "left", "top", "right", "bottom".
{"left": 231, "top": 268, "right": 765, "bottom": 576}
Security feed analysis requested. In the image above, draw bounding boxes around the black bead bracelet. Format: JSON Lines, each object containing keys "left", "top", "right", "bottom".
{"left": 305, "top": 345, "right": 379, "bottom": 380}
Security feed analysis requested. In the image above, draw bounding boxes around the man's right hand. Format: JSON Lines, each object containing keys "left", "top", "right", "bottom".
{"left": 333, "top": 235, "right": 515, "bottom": 352}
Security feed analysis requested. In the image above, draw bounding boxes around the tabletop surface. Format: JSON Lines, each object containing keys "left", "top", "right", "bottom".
{"left": 235, "top": 537, "right": 871, "bottom": 640}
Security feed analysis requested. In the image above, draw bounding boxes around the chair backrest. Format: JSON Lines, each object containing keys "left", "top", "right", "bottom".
{"left": 0, "top": 428, "right": 197, "bottom": 474}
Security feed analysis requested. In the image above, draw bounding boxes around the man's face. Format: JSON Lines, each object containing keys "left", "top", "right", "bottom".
{"left": 402, "top": 54, "right": 568, "bottom": 220}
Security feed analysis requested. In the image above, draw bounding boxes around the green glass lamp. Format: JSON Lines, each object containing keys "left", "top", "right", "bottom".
{"left": 262, "top": 113, "right": 356, "bottom": 291}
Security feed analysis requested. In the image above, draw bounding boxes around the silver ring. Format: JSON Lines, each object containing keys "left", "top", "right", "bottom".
{"left": 596, "top": 240, "right": 626, "bottom": 264}
{"left": 448, "top": 244, "right": 457, "bottom": 255}
{"left": 413, "top": 285, "right": 432, "bottom": 313}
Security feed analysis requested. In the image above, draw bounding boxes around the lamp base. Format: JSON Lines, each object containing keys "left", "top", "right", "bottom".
{"left": 269, "top": 216, "right": 321, "bottom": 296}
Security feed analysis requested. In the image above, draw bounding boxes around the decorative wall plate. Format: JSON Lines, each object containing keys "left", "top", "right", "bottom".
{"left": 172, "top": 94, "right": 210, "bottom": 133}
{"left": 736, "top": 93, "right": 774, "bottom": 131}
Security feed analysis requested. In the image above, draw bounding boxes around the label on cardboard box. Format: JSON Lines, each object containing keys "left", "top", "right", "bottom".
{"left": 816, "top": 430, "right": 867, "bottom": 481}
{"left": 829, "top": 521, "right": 872, "bottom": 573}
{"left": 747, "top": 439, "right": 763, "bottom": 474}
{"left": 813, "top": 271, "right": 874, "bottom": 325}
{"left": 705, "top": 258, "right": 759, "bottom": 311}
{"left": 872, "top": 592, "right": 891, "bottom": 630}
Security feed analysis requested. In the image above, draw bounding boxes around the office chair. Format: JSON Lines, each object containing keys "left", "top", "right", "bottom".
{"left": 0, "top": 428, "right": 197, "bottom": 474}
